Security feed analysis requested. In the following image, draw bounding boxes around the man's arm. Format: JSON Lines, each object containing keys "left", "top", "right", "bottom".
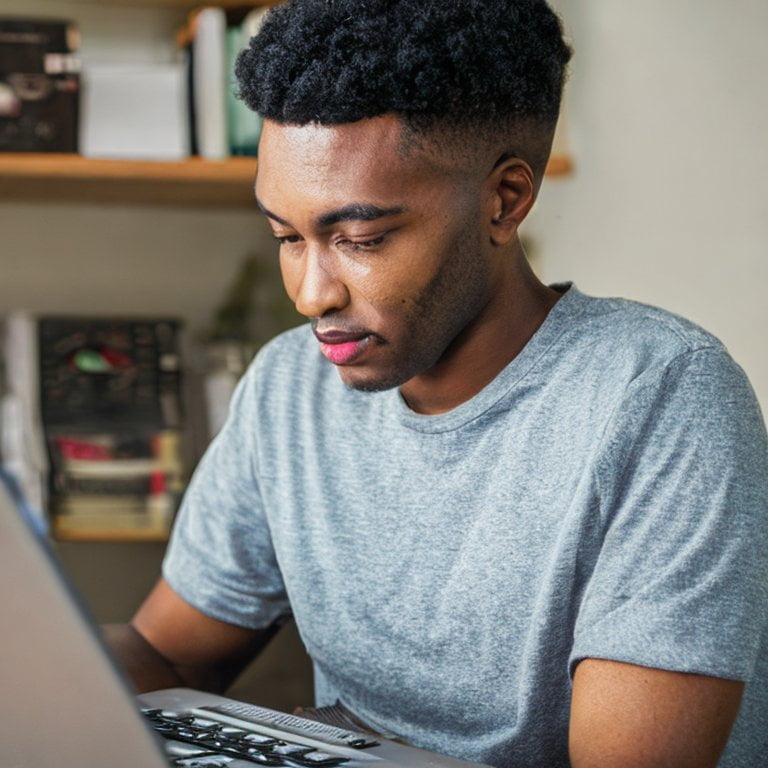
{"left": 569, "top": 658, "right": 744, "bottom": 768}
{"left": 103, "top": 578, "right": 280, "bottom": 694}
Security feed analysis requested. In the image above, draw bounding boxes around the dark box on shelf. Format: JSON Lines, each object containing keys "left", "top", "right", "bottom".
{"left": 0, "top": 17, "right": 80, "bottom": 152}
{"left": 37, "top": 316, "right": 183, "bottom": 430}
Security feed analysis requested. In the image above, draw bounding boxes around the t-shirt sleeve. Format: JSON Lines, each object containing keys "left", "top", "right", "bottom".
{"left": 571, "top": 346, "right": 768, "bottom": 681}
{"left": 162, "top": 352, "right": 291, "bottom": 630}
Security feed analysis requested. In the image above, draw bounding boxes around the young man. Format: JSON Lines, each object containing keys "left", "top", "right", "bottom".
{"left": 105, "top": 1, "right": 768, "bottom": 766}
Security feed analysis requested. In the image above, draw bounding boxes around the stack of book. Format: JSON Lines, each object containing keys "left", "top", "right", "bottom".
{"left": 178, "top": 4, "right": 273, "bottom": 159}
{"left": 38, "top": 316, "right": 185, "bottom": 540}
{"left": 48, "top": 431, "right": 182, "bottom": 539}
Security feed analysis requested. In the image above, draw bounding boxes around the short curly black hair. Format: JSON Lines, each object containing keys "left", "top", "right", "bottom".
{"left": 235, "top": 0, "right": 571, "bottom": 137}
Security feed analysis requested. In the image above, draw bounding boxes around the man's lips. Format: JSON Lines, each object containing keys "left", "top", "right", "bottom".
{"left": 313, "top": 328, "right": 373, "bottom": 365}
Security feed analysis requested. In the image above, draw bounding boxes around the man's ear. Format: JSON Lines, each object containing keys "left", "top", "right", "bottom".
{"left": 487, "top": 155, "right": 536, "bottom": 246}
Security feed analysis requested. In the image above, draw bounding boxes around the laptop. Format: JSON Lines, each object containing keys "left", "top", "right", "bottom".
{"left": 0, "top": 472, "right": 488, "bottom": 768}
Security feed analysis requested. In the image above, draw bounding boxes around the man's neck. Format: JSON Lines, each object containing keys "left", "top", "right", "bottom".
{"left": 399, "top": 266, "right": 562, "bottom": 415}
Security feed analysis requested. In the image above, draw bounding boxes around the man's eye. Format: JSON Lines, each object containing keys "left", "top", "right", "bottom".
{"left": 273, "top": 234, "right": 302, "bottom": 245}
{"left": 342, "top": 235, "right": 386, "bottom": 251}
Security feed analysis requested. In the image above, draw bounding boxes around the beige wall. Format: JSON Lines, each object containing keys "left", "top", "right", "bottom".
{"left": 531, "top": 0, "right": 768, "bottom": 414}
{"left": 2, "top": 202, "right": 281, "bottom": 338}
{"left": 0, "top": 0, "right": 184, "bottom": 65}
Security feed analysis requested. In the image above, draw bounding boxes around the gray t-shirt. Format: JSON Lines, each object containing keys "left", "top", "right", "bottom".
{"left": 164, "top": 285, "right": 768, "bottom": 767}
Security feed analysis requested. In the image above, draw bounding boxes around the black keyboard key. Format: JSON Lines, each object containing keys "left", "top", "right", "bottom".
{"left": 144, "top": 707, "right": 351, "bottom": 767}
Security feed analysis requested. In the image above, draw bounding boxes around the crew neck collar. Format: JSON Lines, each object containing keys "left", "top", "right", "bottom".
{"left": 390, "top": 283, "right": 585, "bottom": 433}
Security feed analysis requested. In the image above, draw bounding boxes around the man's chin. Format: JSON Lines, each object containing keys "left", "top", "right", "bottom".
{"left": 335, "top": 365, "right": 405, "bottom": 394}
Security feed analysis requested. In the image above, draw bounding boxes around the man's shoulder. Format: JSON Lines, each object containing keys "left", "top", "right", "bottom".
{"left": 542, "top": 288, "right": 746, "bottom": 409}
{"left": 572, "top": 290, "right": 724, "bottom": 358}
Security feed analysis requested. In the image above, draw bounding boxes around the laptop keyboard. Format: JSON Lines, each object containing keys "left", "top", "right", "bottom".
{"left": 143, "top": 707, "right": 367, "bottom": 768}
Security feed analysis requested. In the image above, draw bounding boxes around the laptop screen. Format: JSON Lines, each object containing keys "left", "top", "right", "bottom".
{"left": 0, "top": 470, "right": 168, "bottom": 768}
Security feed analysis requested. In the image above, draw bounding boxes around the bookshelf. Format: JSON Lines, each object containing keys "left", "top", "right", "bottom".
{"left": 0, "top": 0, "right": 573, "bottom": 208}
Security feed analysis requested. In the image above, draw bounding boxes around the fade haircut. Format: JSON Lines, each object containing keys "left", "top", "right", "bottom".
{"left": 236, "top": 0, "right": 572, "bottom": 170}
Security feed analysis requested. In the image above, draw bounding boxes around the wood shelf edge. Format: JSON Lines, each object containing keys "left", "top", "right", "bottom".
{"left": 76, "top": 0, "right": 279, "bottom": 9}
{"left": 545, "top": 153, "right": 574, "bottom": 177}
{"left": 2, "top": 152, "right": 572, "bottom": 179}
{"left": 0, "top": 150, "right": 572, "bottom": 207}
{"left": 0, "top": 154, "right": 259, "bottom": 207}
{"left": 0, "top": 153, "right": 257, "bottom": 182}
{"left": 52, "top": 525, "right": 170, "bottom": 542}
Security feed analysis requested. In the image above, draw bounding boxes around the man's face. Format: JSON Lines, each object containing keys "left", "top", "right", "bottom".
{"left": 255, "top": 115, "right": 497, "bottom": 393}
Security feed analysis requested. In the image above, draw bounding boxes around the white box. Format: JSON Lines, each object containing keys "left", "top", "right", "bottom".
{"left": 80, "top": 63, "right": 190, "bottom": 161}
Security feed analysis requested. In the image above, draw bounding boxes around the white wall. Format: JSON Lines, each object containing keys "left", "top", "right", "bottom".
{"left": 530, "top": 0, "right": 768, "bottom": 414}
{"left": 1, "top": 202, "right": 284, "bottom": 340}
{"left": 0, "top": 0, "right": 185, "bottom": 65}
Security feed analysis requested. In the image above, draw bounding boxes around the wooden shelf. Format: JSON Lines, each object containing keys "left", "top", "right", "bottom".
{"left": 52, "top": 516, "right": 170, "bottom": 542}
{"left": 73, "top": 0, "right": 279, "bottom": 8}
{"left": 0, "top": 153, "right": 259, "bottom": 207}
{"left": 53, "top": 528, "right": 170, "bottom": 542}
{"left": 546, "top": 153, "right": 573, "bottom": 177}
{"left": 0, "top": 151, "right": 572, "bottom": 207}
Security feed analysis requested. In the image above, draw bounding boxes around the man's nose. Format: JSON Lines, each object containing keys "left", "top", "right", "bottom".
{"left": 292, "top": 248, "right": 350, "bottom": 319}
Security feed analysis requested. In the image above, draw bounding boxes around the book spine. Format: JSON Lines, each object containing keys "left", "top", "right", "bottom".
{"left": 193, "top": 7, "right": 229, "bottom": 160}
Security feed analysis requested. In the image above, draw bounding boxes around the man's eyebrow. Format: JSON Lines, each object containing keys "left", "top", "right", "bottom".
{"left": 256, "top": 198, "right": 291, "bottom": 227}
{"left": 256, "top": 199, "right": 407, "bottom": 229}
{"left": 315, "top": 203, "right": 407, "bottom": 228}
